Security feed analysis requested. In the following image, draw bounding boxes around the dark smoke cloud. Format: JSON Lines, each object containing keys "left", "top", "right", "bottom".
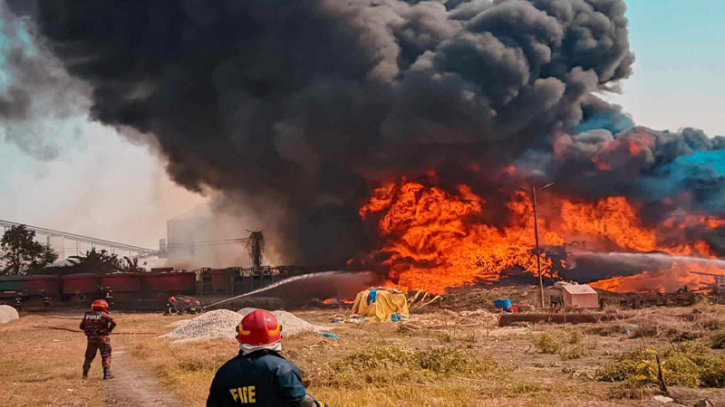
{"left": 0, "top": 2, "right": 86, "bottom": 160}
{"left": 6, "top": 0, "right": 637, "bottom": 266}
{"left": 540, "top": 120, "right": 725, "bottom": 212}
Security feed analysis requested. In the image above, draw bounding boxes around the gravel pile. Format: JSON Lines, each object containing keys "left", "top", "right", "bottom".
{"left": 163, "top": 308, "right": 322, "bottom": 343}
{"left": 0, "top": 305, "right": 19, "bottom": 324}
{"left": 166, "top": 319, "right": 193, "bottom": 328}
{"left": 163, "top": 309, "right": 242, "bottom": 342}
{"left": 238, "top": 308, "right": 320, "bottom": 337}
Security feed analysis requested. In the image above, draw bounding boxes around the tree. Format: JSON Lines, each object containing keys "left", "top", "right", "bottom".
{"left": 64, "top": 248, "right": 122, "bottom": 275}
{"left": 122, "top": 256, "right": 147, "bottom": 273}
{"left": 1, "top": 225, "right": 59, "bottom": 275}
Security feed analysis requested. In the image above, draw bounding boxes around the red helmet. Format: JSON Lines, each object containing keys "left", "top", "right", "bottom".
{"left": 92, "top": 299, "right": 108, "bottom": 311}
{"left": 169, "top": 296, "right": 176, "bottom": 303}
{"left": 236, "top": 310, "right": 281, "bottom": 346}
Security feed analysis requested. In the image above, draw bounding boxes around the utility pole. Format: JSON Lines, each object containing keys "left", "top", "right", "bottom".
{"left": 519, "top": 183, "right": 554, "bottom": 309}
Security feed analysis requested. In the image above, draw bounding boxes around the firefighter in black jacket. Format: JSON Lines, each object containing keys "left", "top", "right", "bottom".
{"left": 207, "top": 309, "right": 330, "bottom": 407}
{"left": 80, "top": 299, "right": 117, "bottom": 379}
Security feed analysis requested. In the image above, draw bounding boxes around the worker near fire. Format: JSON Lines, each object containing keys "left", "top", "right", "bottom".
{"left": 79, "top": 299, "right": 117, "bottom": 379}
{"left": 206, "top": 309, "right": 330, "bottom": 407}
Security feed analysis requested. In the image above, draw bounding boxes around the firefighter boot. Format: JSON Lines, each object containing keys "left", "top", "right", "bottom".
{"left": 103, "top": 367, "right": 114, "bottom": 380}
{"left": 82, "top": 363, "right": 90, "bottom": 379}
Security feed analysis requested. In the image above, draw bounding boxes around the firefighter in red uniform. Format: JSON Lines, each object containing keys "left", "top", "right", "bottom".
{"left": 207, "top": 310, "right": 330, "bottom": 407}
{"left": 80, "top": 299, "right": 117, "bottom": 379}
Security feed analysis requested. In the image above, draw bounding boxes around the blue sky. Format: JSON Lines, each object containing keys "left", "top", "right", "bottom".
{"left": 609, "top": 0, "right": 725, "bottom": 136}
{"left": 0, "top": 0, "right": 723, "bottom": 245}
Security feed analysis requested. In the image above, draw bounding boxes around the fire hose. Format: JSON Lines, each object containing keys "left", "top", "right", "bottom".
{"left": 34, "top": 326, "right": 160, "bottom": 335}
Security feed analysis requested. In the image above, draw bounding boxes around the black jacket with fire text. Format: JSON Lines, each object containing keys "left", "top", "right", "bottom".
{"left": 79, "top": 310, "right": 116, "bottom": 338}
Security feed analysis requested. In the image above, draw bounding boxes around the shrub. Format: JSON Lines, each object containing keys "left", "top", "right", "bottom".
{"left": 532, "top": 332, "right": 562, "bottom": 354}
{"left": 712, "top": 331, "right": 725, "bottom": 350}
{"left": 597, "top": 344, "right": 725, "bottom": 389}
{"left": 332, "top": 346, "right": 496, "bottom": 379}
{"left": 560, "top": 344, "right": 591, "bottom": 360}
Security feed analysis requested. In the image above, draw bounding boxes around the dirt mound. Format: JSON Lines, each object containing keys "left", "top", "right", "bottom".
{"left": 238, "top": 308, "right": 321, "bottom": 337}
{"left": 0, "top": 305, "right": 19, "bottom": 324}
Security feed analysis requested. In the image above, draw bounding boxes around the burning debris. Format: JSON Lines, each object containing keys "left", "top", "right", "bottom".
{"left": 355, "top": 178, "right": 725, "bottom": 294}
{"left": 3, "top": 1, "right": 724, "bottom": 294}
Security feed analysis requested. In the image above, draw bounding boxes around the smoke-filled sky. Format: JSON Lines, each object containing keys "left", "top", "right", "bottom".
{"left": 0, "top": 0, "right": 723, "bottom": 265}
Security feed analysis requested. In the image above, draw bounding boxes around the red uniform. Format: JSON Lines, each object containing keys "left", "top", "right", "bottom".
{"left": 80, "top": 309, "right": 116, "bottom": 378}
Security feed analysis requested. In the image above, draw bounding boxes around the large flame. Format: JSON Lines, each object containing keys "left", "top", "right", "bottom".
{"left": 360, "top": 179, "right": 725, "bottom": 294}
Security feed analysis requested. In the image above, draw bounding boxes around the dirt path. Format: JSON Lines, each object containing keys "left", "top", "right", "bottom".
{"left": 104, "top": 346, "right": 179, "bottom": 407}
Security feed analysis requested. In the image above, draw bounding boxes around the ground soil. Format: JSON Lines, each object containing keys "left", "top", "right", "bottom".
{"left": 2, "top": 301, "right": 725, "bottom": 407}
{"left": 104, "top": 344, "right": 178, "bottom": 407}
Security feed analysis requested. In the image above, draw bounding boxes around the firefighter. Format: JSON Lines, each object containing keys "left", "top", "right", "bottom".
{"left": 14, "top": 290, "right": 26, "bottom": 311}
{"left": 190, "top": 299, "right": 203, "bottom": 314}
{"left": 41, "top": 289, "right": 53, "bottom": 311}
{"left": 165, "top": 296, "right": 178, "bottom": 315}
{"left": 79, "top": 299, "right": 117, "bottom": 379}
{"left": 206, "top": 310, "right": 330, "bottom": 407}
{"left": 104, "top": 286, "right": 115, "bottom": 306}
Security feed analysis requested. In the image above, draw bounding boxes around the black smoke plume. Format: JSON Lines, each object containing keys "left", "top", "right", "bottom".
{"left": 0, "top": 2, "right": 86, "bottom": 159}
{"left": 6, "top": 0, "right": 722, "bottom": 267}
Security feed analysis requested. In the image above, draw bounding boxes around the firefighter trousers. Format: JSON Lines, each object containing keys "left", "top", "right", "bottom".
{"left": 84, "top": 336, "right": 112, "bottom": 368}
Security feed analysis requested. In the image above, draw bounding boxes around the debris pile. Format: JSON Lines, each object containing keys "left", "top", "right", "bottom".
{"left": 0, "top": 305, "right": 19, "bottom": 324}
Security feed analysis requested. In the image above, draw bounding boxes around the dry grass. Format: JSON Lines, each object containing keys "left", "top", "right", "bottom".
{"left": 0, "top": 313, "right": 103, "bottom": 407}
{"left": 6, "top": 306, "right": 725, "bottom": 406}
{"left": 123, "top": 311, "right": 619, "bottom": 407}
{"left": 530, "top": 328, "right": 594, "bottom": 360}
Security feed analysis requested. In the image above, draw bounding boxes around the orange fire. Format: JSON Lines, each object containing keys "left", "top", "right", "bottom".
{"left": 360, "top": 178, "right": 725, "bottom": 294}
{"left": 322, "top": 298, "right": 354, "bottom": 305}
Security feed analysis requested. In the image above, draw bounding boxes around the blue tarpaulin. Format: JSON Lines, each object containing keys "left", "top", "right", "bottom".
{"left": 368, "top": 289, "right": 378, "bottom": 304}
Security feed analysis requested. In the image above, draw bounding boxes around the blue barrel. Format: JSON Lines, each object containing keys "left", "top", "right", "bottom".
{"left": 494, "top": 299, "right": 513, "bottom": 312}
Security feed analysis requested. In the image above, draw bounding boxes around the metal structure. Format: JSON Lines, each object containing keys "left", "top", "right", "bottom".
{"left": 196, "top": 266, "right": 306, "bottom": 296}
{"left": 0, "top": 219, "right": 159, "bottom": 258}
{"left": 691, "top": 271, "right": 725, "bottom": 288}
{"left": 245, "top": 231, "right": 265, "bottom": 269}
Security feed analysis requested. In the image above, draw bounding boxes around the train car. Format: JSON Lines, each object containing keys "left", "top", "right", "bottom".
{"left": 0, "top": 275, "right": 61, "bottom": 299}
{"left": 0, "top": 275, "right": 29, "bottom": 300}
{"left": 26, "top": 275, "right": 61, "bottom": 297}
{"left": 101, "top": 273, "right": 143, "bottom": 293}
{"left": 211, "top": 270, "right": 228, "bottom": 294}
{"left": 62, "top": 273, "right": 102, "bottom": 296}
{"left": 143, "top": 272, "right": 196, "bottom": 294}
